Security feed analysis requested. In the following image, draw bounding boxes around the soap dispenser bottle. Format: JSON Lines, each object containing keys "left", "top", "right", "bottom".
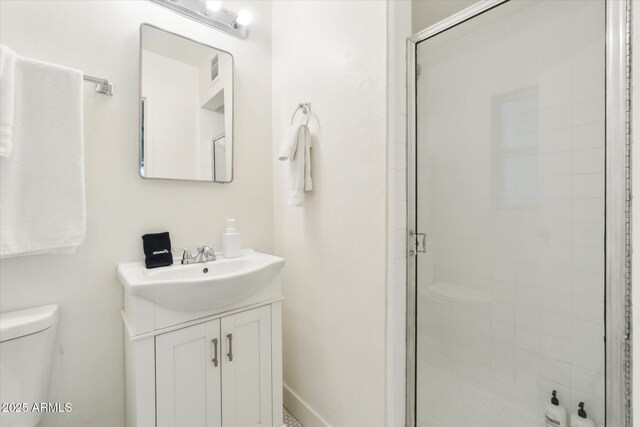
{"left": 545, "top": 390, "right": 567, "bottom": 427}
{"left": 222, "top": 218, "right": 241, "bottom": 258}
{"left": 570, "top": 402, "right": 595, "bottom": 427}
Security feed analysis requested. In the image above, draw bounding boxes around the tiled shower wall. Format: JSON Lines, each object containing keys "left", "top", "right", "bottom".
{"left": 416, "top": 1, "right": 605, "bottom": 424}
{"left": 386, "top": 1, "right": 410, "bottom": 426}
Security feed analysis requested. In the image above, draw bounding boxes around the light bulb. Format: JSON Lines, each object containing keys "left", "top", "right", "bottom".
{"left": 235, "top": 9, "right": 252, "bottom": 26}
{"left": 204, "top": 1, "right": 222, "bottom": 13}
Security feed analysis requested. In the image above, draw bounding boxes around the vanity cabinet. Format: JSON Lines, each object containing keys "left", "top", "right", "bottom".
{"left": 219, "top": 306, "right": 272, "bottom": 427}
{"left": 155, "top": 319, "right": 221, "bottom": 427}
{"left": 155, "top": 306, "right": 272, "bottom": 427}
{"left": 119, "top": 251, "right": 285, "bottom": 427}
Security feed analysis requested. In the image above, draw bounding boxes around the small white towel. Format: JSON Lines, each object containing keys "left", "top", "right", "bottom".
{"left": 0, "top": 56, "right": 85, "bottom": 257}
{"left": 279, "top": 124, "right": 312, "bottom": 207}
{"left": 0, "top": 45, "right": 17, "bottom": 158}
{"left": 278, "top": 123, "right": 304, "bottom": 161}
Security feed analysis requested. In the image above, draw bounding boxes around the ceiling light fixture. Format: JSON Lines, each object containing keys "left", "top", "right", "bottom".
{"left": 202, "top": 0, "right": 222, "bottom": 14}
{"left": 233, "top": 9, "right": 252, "bottom": 27}
{"left": 147, "top": 0, "right": 250, "bottom": 38}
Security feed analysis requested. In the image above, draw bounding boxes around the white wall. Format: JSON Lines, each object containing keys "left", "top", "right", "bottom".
{"left": 412, "top": 0, "right": 476, "bottom": 33}
{"left": 386, "top": 1, "right": 411, "bottom": 426}
{"left": 272, "top": 1, "right": 388, "bottom": 426}
{"left": 0, "top": 1, "right": 272, "bottom": 426}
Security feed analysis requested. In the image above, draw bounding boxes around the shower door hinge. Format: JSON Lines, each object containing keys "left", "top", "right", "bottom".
{"left": 408, "top": 230, "right": 426, "bottom": 256}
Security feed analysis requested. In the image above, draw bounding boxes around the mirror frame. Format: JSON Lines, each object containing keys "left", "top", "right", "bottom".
{"left": 138, "top": 23, "right": 235, "bottom": 183}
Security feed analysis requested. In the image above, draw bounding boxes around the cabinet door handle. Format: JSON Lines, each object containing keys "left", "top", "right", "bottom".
{"left": 211, "top": 338, "right": 219, "bottom": 367}
{"left": 226, "top": 333, "right": 233, "bottom": 361}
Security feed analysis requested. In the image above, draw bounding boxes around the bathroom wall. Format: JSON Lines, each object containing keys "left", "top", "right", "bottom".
{"left": 386, "top": 1, "right": 411, "bottom": 426}
{"left": 412, "top": 0, "right": 476, "bottom": 33}
{"left": 0, "top": 1, "right": 272, "bottom": 425}
{"left": 272, "top": 1, "right": 388, "bottom": 426}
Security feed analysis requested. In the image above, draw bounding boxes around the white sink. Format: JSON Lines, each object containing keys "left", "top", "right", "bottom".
{"left": 117, "top": 249, "right": 284, "bottom": 312}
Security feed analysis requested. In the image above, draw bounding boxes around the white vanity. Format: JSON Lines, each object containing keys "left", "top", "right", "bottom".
{"left": 117, "top": 249, "right": 285, "bottom": 427}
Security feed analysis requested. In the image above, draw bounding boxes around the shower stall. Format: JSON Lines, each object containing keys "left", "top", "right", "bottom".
{"left": 406, "top": 1, "right": 631, "bottom": 426}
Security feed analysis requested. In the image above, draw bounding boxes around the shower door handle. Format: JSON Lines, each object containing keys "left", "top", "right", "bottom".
{"left": 409, "top": 230, "right": 427, "bottom": 255}
{"left": 416, "top": 233, "right": 426, "bottom": 253}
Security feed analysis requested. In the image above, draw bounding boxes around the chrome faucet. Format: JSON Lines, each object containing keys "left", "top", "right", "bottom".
{"left": 181, "top": 246, "right": 216, "bottom": 264}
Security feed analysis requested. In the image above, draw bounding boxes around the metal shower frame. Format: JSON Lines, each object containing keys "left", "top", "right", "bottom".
{"left": 405, "top": 1, "right": 632, "bottom": 425}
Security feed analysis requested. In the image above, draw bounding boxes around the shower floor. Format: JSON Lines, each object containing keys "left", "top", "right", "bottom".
{"left": 417, "top": 363, "right": 539, "bottom": 427}
{"left": 284, "top": 408, "right": 303, "bottom": 427}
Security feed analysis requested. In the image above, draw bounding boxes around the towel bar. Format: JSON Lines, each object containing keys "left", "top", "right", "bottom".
{"left": 83, "top": 74, "right": 113, "bottom": 96}
{"left": 290, "top": 103, "right": 311, "bottom": 126}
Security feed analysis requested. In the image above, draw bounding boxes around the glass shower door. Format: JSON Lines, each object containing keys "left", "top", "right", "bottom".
{"left": 414, "top": 1, "right": 606, "bottom": 425}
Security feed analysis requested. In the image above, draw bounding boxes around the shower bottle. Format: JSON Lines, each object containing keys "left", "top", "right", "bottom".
{"left": 570, "top": 402, "right": 595, "bottom": 427}
{"left": 545, "top": 390, "right": 567, "bottom": 427}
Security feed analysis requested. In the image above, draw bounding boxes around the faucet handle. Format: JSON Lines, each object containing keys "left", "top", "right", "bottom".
{"left": 181, "top": 248, "right": 193, "bottom": 264}
{"left": 199, "top": 245, "right": 216, "bottom": 261}
{"left": 198, "top": 246, "right": 214, "bottom": 255}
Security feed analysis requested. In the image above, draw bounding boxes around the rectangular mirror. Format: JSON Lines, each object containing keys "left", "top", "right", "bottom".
{"left": 139, "top": 24, "right": 233, "bottom": 182}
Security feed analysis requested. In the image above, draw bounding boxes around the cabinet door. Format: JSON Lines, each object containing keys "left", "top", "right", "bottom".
{"left": 156, "top": 320, "right": 222, "bottom": 427}
{"left": 221, "top": 305, "right": 272, "bottom": 427}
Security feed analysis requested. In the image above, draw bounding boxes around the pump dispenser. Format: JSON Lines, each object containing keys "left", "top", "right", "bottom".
{"left": 222, "top": 218, "right": 241, "bottom": 258}
{"left": 545, "top": 390, "right": 567, "bottom": 427}
{"left": 570, "top": 402, "right": 595, "bottom": 427}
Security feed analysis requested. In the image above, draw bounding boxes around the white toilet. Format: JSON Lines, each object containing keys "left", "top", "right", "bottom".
{"left": 0, "top": 304, "right": 59, "bottom": 427}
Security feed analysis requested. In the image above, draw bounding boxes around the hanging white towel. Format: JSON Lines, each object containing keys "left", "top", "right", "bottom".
{"left": 278, "top": 123, "right": 304, "bottom": 161}
{"left": 0, "top": 45, "right": 17, "bottom": 158}
{"left": 279, "top": 124, "right": 312, "bottom": 207}
{"left": 0, "top": 56, "right": 85, "bottom": 258}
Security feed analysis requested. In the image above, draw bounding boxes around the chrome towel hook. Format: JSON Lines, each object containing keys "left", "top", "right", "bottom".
{"left": 290, "top": 103, "right": 311, "bottom": 126}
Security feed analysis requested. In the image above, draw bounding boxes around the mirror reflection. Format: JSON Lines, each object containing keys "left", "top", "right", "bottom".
{"left": 140, "top": 24, "right": 233, "bottom": 182}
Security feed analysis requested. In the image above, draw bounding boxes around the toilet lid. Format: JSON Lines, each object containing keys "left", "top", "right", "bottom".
{"left": 0, "top": 304, "right": 58, "bottom": 342}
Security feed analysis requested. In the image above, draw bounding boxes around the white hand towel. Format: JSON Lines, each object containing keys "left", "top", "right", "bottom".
{"left": 278, "top": 123, "right": 304, "bottom": 161}
{"left": 0, "top": 45, "right": 17, "bottom": 158}
{"left": 0, "top": 56, "right": 85, "bottom": 257}
{"left": 303, "top": 127, "right": 312, "bottom": 192}
{"left": 279, "top": 125, "right": 312, "bottom": 207}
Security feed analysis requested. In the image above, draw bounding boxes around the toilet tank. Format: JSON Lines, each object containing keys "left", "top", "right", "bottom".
{"left": 0, "top": 304, "right": 59, "bottom": 427}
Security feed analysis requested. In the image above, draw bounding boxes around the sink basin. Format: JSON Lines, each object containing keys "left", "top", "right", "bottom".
{"left": 117, "top": 249, "right": 284, "bottom": 311}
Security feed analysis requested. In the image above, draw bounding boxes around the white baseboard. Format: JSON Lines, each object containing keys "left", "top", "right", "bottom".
{"left": 283, "top": 383, "right": 331, "bottom": 427}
